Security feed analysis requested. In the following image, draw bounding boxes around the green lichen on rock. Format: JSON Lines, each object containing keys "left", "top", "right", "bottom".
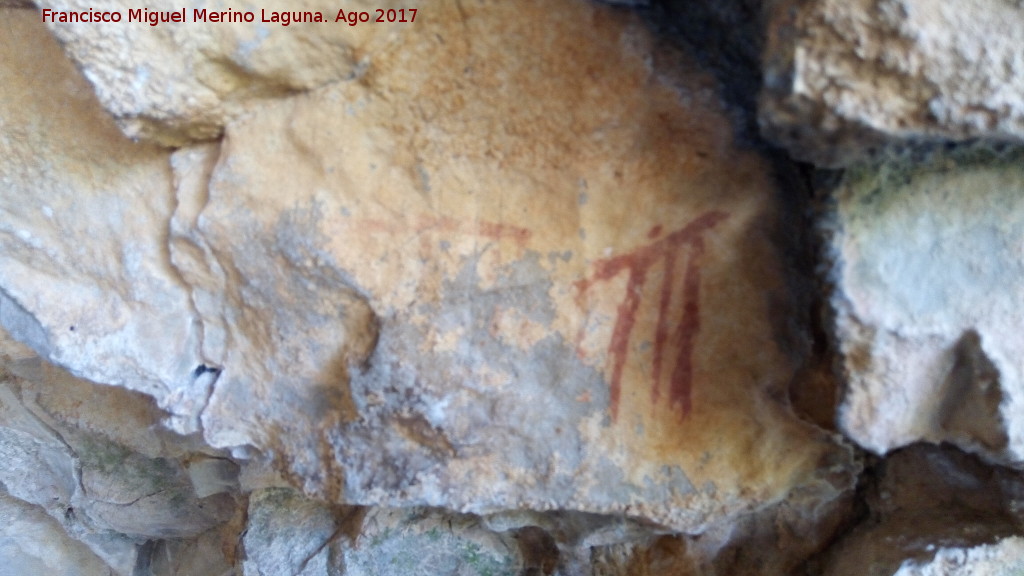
{"left": 76, "top": 433, "right": 179, "bottom": 496}
{"left": 842, "top": 144, "right": 1024, "bottom": 209}
{"left": 343, "top": 509, "right": 519, "bottom": 576}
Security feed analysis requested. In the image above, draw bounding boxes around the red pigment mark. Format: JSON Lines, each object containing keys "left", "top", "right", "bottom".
{"left": 359, "top": 214, "right": 531, "bottom": 246}
{"left": 575, "top": 211, "right": 729, "bottom": 421}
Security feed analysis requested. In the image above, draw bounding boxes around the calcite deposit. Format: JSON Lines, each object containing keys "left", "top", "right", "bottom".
{"left": 828, "top": 147, "right": 1024, "bottom": 465}
{"left": 761, "top": 0, "right": 1024, "bottom": 166}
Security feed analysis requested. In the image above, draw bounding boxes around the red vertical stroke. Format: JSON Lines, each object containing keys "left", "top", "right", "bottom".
{"left": 605, "top": 268, "right": 647, "bottom": 420}
{"left": 669, "top": 238, "right": 706, "bottom": 417}
{"left": 575, "top": 210, "right": 728, "bottom": 422}
{"left": 651, "top": 247, "right": 677, "bottom": 404}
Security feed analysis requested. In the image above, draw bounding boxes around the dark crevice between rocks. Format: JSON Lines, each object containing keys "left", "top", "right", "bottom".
{"left": 132, "top": 539, "right": 158, "bottom": 576}
{"left": 939, "top": 330, "right": 1008, "bottom": 453}
{"left": 192, "top": 362, "right": 224, "bottom": 438}
{"left": 192, "top": 364, "right": 221, "bottom": 379}
{"left": 801, "top": 443, "right": 1024, "bottom": 575}
{"left": 644, "top": 0, "right": 766, "bottom": 148}
{"left": 514, "top": 525, "right": 560, "bottom": 576}
{"left": 783, "top": 163, "right": 849, "bottom": 433}
{"left": 622, "top": 0, "right": 848, "bottom": 431}
{"left": 294, "top": 506, "right": 367, "bottom": 575}
{"left": 794, "top": 452, "right": 877, "bottom": 576}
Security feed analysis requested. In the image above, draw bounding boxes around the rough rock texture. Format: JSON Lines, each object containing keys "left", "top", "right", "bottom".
{"left": 828, "top": 146, "right": 1024, "bottom": 464}
{"left": 818, "top": 445, "right": 1024, "bottom": 576}
{"left": 657, "top": 0, "right": 765, "bottom": 142}
{"left": 179, "top": 0, "right": 856, "bottom": 527}
{"left": 11, "top": 0, "right": 1024, "bottom": 572}
{"left": 36, "top": 0, "right": 421, "bottom": 145}
{"left": 237, "top": 487, "right": 856, "bottom": 576}
{"left": 241, "top": 488, "right": 362, "bottom": 576}
{"left": 761, "top": 0, "right": 1024, "bottom": 167}
{"left": 0, "top": 8, "right": 209, "bottom": 436}
{"left": 1, "top": 0, "right": 859, "bottom": 540}
{"left": 0, "top": 492, "right": 113, "bottom": 576}
{"left": 588, "top": 490, "right": 857, "bottom": 575}
{"left": 292, "top": 504, "right": 522, "bottom": 576}
{"left": 0, "top": 325, "right": 242, "bottom": 575}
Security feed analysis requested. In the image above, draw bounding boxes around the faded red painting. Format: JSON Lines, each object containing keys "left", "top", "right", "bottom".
{"left": 359, "top": 214, "right": 531, "bottom": 246}
{"left": 575, "top": 211, "right": 729, "bottom": 421}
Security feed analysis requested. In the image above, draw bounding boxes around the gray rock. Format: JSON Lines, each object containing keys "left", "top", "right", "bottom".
{"left": 828, "top": 146, "right": 1024, "bottom": 465}
{"left": 340, "top": 507, "right": 520, "bottom": 576}
{"left": 1, "top": 324, "right": 241, "bottom": 575}
{"left": 0, "top": 492, "right": 113, "bottom": 576}
{"left": 761, "top": 0, "right": 1024, "bottom": 166}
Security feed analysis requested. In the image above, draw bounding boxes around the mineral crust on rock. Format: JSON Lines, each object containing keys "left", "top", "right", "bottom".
{"left": 3, "top": 0, "right": 856, "bottom": 550}
{"left": 829, "top": 147, "right": 1024, "bottom": 464}
{"left": 761, "top": 0, "right": 1024, "bottom": 167}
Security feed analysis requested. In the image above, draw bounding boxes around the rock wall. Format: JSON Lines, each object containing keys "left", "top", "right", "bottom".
{"left": 2, "top": 0, "right": 1024, "bottom": 574}
{"left": 761, "top": 0, "right": 1024, "bottom": 166}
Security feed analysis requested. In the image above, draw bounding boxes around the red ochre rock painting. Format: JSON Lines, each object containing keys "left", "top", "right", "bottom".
{"left": 575, "top": 211, "right": 729, "bottom": 422}
{"left": 359, "top": 214, "right": 532, "bottom": 246}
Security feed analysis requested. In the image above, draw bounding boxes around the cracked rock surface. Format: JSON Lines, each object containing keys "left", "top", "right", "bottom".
{"left": 1, "top": 325, "right": 242, "bottom": 575}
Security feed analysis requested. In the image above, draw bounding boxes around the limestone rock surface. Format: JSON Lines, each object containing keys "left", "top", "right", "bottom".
{"left": 0, "top": 492, "right": 113, "bottom": 576}
{"left": 761, "top": 0, "right": 1024, "bottom": 166}
{"left": 36, "top": 0, "right": 422, "bottom": 144}
{"left": 314, "top": 505, "right": 521, "bottom": 576}
{"left": 829, "top": 147, "right": 1024, "bottom": 464}
{"left": 172, "top": 0, "right": 856, "bottom": 528}
{"left": 239, "top": 487, "right": 856, "bottom": 576}
{"left": 0, "top": 7, "right": 209, "bottom": 436}
{"left": 2, "top": 0, "right": 856, "bottom": 548}
{"left": 1, "top": 324, "right": 242, "bottom": 575}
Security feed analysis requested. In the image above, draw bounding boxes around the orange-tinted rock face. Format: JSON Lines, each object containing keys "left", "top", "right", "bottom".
{"left": 176, "top": 0, "right": 856, "bottom": 528}
{"left": 2, "top": 0, "right": 856, "bottom": 544}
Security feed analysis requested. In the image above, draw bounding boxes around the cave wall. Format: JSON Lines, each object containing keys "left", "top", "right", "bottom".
{"left": 2, "top": 1, "right": 1024, "bottom": 574}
